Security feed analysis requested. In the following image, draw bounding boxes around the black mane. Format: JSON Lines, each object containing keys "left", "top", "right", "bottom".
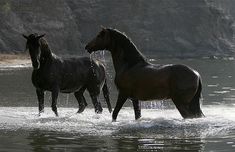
{"left": 38, "top": 36, "right": 60, "bottom": 65}
{"left": 107, "top": 28, "right": 148, "bottom": 66}
{"left": 39, "top": 37, "right": 54, "bottom": 58}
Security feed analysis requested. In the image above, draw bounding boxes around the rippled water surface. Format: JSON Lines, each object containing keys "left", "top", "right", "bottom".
{"left": 1, "top": 56, "right": 235, "bottom": 151}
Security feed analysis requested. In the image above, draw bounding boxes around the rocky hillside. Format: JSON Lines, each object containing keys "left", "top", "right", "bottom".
{"left": 0, "top": 0, "right": 235, "bottom": 57}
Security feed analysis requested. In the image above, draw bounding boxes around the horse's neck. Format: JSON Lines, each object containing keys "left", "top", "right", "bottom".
{"left": 111, "top": 49, "right": 125, "bottom": 72}
{"left": 39, "top": 47, "right": 53, "bottom": 66}
{"left": 111, "top": 45, "right": 147, "bottom": 72}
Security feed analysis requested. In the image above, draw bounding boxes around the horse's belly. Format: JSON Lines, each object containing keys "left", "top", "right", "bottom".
{"left": 60, "top": 81, "right": 84, "bottom": 93}
{"left": 118, "top": 82, "right": 170, "bottom": 101}
{"left": 60, "top": 87, "right": 81, "bottom": 93}
{"left": 133, "top": 87, "right": 170, "bottom": 101}
{"left": 116, "top": 74, "right": 171, "bottom": 100}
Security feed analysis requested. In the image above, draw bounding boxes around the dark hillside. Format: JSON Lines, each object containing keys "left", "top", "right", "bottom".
{"left": 0, "top": 0, "right": 234, "bottom": 57}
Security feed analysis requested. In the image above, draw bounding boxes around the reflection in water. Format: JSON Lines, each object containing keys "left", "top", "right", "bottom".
{"left": 27, "top": 130, "right": 206, "bottom": 151}
{"left": 138, "top": 138, "right": 205, "bottom": 151}
{"left": 28, "top": 131, "right": 137, "bottom": 152}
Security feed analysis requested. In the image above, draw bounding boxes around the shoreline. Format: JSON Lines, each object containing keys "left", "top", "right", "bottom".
{"left": 0, "top": 54, "right": 31, "bottom": 68}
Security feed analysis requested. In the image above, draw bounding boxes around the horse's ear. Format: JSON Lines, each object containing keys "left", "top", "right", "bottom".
{"left": 22, "top": 34, "right": 28, "bottom": 40}
{"left": 100, "top": 25, "right": 105, "bottom": 29}
{"left": 37, "top": 34, "right": 45, "bottom": 39}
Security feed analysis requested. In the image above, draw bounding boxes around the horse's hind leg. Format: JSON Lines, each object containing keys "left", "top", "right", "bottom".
{"left": 172, "top": 97, "right": 204, "bottom": 119}
{"left": 36, "top": 88, "right": 44, "bottom": 115}
{"left": 188, "top": 80, "right": 205, "bottom": 118}
{"left": 131, "top": 99, "right": 141, "bottom": 120}
{"left": 74, "top": 87, "right": 87, "bottom": 113}
{"left": 173, "top": 81, "right": 204, "bottom": 119}
{"left": 51, "top": 88, "right": 59, "bottom": 116}
{"left": 172, "top": 98, "right": 190, "bottom": 118}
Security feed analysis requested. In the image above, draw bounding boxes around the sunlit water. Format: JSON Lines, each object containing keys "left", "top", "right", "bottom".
{"left": 1, "top": 56, "right": 235, "bottom": 151}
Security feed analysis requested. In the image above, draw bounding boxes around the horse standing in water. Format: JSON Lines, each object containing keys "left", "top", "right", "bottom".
{"left": 85, "top": 28, "right": 204, "bottom": 121}
{"left": 23, "top": 33, "right": 112, "bottom": 116}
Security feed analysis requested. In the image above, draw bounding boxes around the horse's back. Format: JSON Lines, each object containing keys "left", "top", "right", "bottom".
{"left": 62, "top": 56, "right": 91, "bottom": 67}
{"left": 63, "top": 56, "right": 106, "bottom": 90}
{"left": 52, "top": 56, "right": 99, "bottom": 92}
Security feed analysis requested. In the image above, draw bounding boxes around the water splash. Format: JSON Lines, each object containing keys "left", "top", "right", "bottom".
{"left": 0, "top": 105, "right": 235, "bottom": 138}
{"left": 90, "top": 50, "right": 106, "bottom": 63}
{"left": 141, "top": 100, "right": 172, "bottom": 109}
{"left": 89, "top": 53, "right": 96, "bottom": 76}
{"left": 66, "top": 94, "right": 69, "bottom": 107}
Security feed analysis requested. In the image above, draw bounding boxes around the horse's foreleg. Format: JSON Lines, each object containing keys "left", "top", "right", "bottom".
{"left": 102, "top": 80, "right": 112, "bottom": 113}
{"left": 74, "top": 87, "right": 87, "bottom": 113}
{"left": 51, "top": 88, "right": 59, "bottom": 116}
{"left": 87, "top": 86, "right": 103, "bottom": 114}
{"left": 36, "top": 88, "right": 44, "bottom": 115}
{"left": 112, "top": 93, "right": 127, "bottom": 122}
{"left": 131, "top": 99, "right": 141, "bottom": 120}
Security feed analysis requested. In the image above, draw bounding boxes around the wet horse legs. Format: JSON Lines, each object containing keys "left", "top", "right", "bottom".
{"left": 90, "top": 94, "right": 103, "bottom": 113}
{"left": 112, "top": 93, "right": 127, "bottom": 121}
{"left": 87, "top": 86, "right": 103, "bottom": 113}
{"left": 51, "top": 88, "right": 59, "bottom": 116}
{"left": 102, "top": 81, "right": 112, "bottom": 113}
{"left": 36, "top": 88, "right": 44, "bottom": 115}
{"left": 132, "top": 99, "right": 141, "bottom": 120}
{"left": 74, "top": 87, "right": 88, "bottom": 113}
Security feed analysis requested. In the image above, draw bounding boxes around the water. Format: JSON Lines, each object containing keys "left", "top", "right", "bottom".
{"left": 1, "top": 56, "right": 235, "bottom": 151}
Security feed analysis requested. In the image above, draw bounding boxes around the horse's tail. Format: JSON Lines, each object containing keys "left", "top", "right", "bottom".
{"left": 189, "top": 78, "right": 205, "bottom": 118}
{"left": 102, "top": 79, "right": 112, "bottom": 113}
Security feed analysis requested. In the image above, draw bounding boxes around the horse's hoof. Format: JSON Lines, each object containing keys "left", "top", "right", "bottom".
{"left": 55, "top": 113, "right": 59, "bottom": 117}
{"left": 38, "top": 110, "right": 44, "bottom": 116}
{"left": 95, "top": 110, "right": 103, "bottom": 114}
{"left": 77, "top": 110, "right": 83, "bottom": 114}
{"left": 135, "top": 115, "right": 141, "bottom": 120}
{"left": 108, "top": 108, "right": 112, "bottom": 113}
{"left": 112, "top": 119, "right": 116, "bottom": 122}
{"left": 95, "top": 107, "right": 103, "bottom": 114}
{"left": 77, "top": 105, "right": 86, "bottom": 113}
{"left": 77, "top": 108, "right": 85, "bottom": 113}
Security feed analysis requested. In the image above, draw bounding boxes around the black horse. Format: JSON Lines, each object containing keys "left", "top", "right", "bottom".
{"left": 23, "top": 33, "right": 112, "bottom": 116}
{"left": 85, "top": 28, "right": 204, "bottom": 121}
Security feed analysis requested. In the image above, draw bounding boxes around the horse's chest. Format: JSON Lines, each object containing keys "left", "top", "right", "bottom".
{"left": 115, "top": 74, "right": 132, "bottom": 92}
{"left": 32, "top": 71, "right": 55, "bottom": 89}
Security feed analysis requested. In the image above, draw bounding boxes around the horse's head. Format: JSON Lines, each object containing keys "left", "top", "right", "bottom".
{"left": 23, "top": 33, "right": 45, "bottom": 70}
{"left": 85, "top": 28, "right": 110, "bottom": 53}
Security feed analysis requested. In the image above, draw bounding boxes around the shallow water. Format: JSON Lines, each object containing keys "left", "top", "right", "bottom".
{"left": 1, "top": 106, "right": 235, "bottom": 151}
{"left": 1, "top": 57, "right": 235, "bottom": 151}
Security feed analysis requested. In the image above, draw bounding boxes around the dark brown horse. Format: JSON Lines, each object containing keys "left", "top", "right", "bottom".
{"left": 85, "top": 28, "right": 204, "bottom": 121}
{"left": 23, "top": 33, "right": 112, "bottom": 116}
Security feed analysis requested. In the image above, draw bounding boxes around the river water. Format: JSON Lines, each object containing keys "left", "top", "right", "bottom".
{"left": 0, "top": 56, "right": 235, "bottom": 151}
